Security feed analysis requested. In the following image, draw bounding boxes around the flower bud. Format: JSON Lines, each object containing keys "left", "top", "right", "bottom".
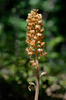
{"left": 38, "top": 20, "right": 42, "bottom": 24}
{"left": 35, "top": 25, "right": 40, "bottom": 29}
{"left": 42, "top": 52, "right": 47, "bottom": 56}
{"left": 34, "top": 36, "right": 37, "bottom": 40}
{"left": 30, "top": 60, "right": 34, "bottom": 62}
{"left": 38, "top": 48, "right": 43, "bottom": 53}
{"left": 30, "top": 30, "right": 35, "bottom": 34}
{"left": 38, "top": 14, "right": 42, "bottom": 19}
{"left": 28, "top": 52, "right": 33, "bottom": 56}
{"left": 37, "top": 33, "right": 42, "bottom": 37}
{"left": 30, "top": 40, "right": 35, "bottom": 46}
{"left": 41, "top": 42, "right": 45, "bottom": 47}
{"left": 32, "top": 18, "right": 35, "bottom": 22}
{"left": 40, "top": 28, "right": 44, "bottom": 32}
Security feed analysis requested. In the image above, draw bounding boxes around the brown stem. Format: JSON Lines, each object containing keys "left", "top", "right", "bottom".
{"left": 34, "top": 41, "right": 40, "bottom": 100}
{"left": 34, "top": 77, "right": 39, "bottom": 100}
{"left": 34, "top": 64, "right": 40, "bottom": 100}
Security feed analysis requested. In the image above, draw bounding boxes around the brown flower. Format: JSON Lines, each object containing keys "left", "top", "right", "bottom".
{"left": 26, "top": 9, "right": 47, "bottom": 67}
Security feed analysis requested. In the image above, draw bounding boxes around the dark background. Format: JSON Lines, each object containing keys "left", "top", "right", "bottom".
{"left": 0, "top": 0, "right": 66, "bottom": 100}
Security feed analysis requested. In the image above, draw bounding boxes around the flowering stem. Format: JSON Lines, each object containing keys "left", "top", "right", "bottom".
{"left": 26, "top": 9, "right": 47, "bottom": 100}
{"left": 34, "top": 41, "right": 40, "bottom": 100}
{"left": 34, "top": 77, "right": 39, "bottom": 100}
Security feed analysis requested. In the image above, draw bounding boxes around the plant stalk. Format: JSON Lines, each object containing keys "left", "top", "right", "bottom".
{"left": 34, "top": 41, "right": 40, "bottom": 100}
{"left": 34, "top": 66, "right": 40, "bottom": 100}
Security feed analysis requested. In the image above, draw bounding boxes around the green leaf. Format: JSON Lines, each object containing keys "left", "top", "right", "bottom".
{"left": 9, "top": 17, "right": 26, "bottom": 31}
{"left": 29, "top": 0, "right": 40, "bottom": 6}
{"left": 48, "top": 37, "right": 63, "bottom": 50}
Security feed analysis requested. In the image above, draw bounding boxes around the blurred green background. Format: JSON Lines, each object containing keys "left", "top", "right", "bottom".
{"left": 0, "top": 0, "right": 66, "bottom": 100}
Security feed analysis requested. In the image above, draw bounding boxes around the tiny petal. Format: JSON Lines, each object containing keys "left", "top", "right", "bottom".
{"left": 37, "top": 33, "right": 42, "bottom": 37}
{"left": 30, "top": 60, "right": 35, "bottom": 64}
{"left": 41, "top": 42, "right": 45, "bottom": 46}
{"left": 40, "top": 28, "right": 44, "bottom": 32}
{"left": 33, "top": 36, "right": 37, "bottom": 40}
{"left": 38, "top": 20, "right": 42, "bottom": 24}
{"left": 32, "top": 18, "right": 35, "bottom": 22}
{"left": 38, "top": 48, "right": 43, "bottom": 53}
{"left": 30, "top": 30, "right": 35, "bottom": 34}
{"left": 42, "top": 52, "right": 47, "bottom": 56}
{"left": 35, "top": 25, "right": 40, "bottom": 29}
{"left": 38, "top": 14, "right": 42, "bottom": 19}
{"left": 28, "top": 52, "right": 33, "bottom": 56}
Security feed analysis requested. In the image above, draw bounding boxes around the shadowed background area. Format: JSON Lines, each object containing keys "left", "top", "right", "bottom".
{"left": 0, "top": 0, "right": 66, "bottom": 100}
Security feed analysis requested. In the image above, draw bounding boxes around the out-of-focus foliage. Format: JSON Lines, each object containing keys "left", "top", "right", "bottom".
{"left": 0, "top": 0, "right": 66, "bottom": 100}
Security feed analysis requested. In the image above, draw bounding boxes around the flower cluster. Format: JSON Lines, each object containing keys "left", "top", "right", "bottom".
{"left": 26, "top": 9, "right": 47, "bottom": 67}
